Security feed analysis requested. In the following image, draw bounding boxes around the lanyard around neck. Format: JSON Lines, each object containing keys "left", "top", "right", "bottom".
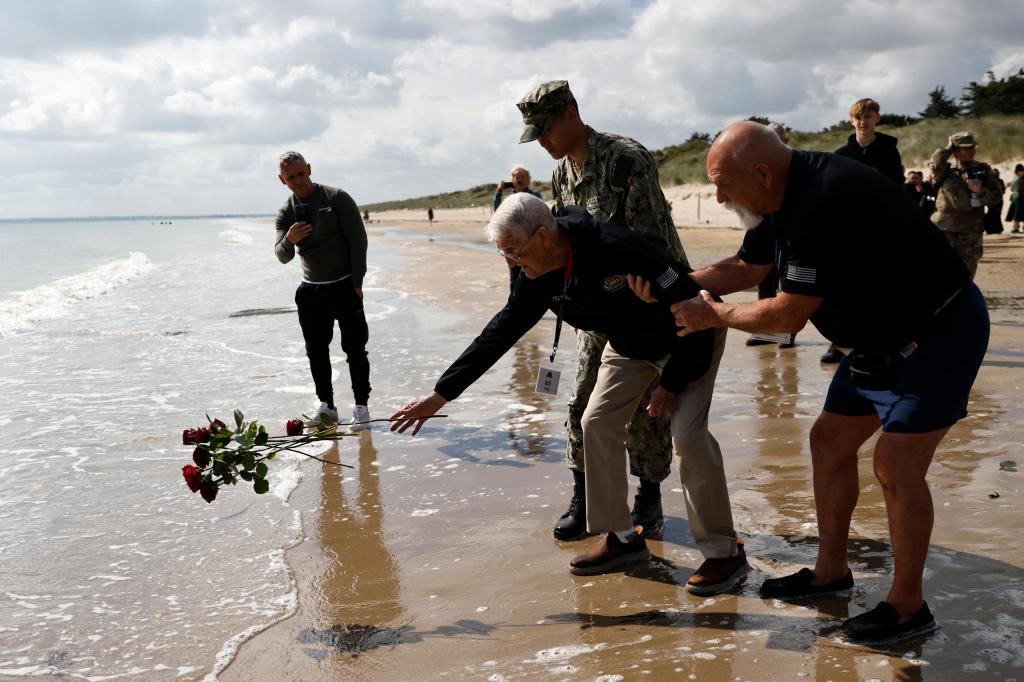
{"left": 550, "top": 249, "right": 574, "bottom": 363}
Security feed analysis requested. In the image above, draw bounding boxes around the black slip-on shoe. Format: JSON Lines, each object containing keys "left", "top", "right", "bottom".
{"left": 838, "top": 601, "right": 937, "bottom": 645}
{"left": 820, "top": 345, "right": 843, "bottom": 364}
{"left": 759, "top": 567, "right": 854, "bottom": 599}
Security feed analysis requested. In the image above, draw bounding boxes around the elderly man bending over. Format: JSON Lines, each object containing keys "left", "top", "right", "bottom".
{"left": 390, "top": 193, "right": 747, "bottom": 592}
{"left": 631, "top": 121, "right": 987, "bottom": 644}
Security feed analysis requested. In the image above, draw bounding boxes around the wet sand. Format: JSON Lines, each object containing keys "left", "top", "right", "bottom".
{"left": 221, "top": 225, "right": 1024, "bottom": 681}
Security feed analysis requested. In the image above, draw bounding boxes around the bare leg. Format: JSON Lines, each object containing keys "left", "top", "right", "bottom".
{"left": 872, "top": 428, "right": 948, "bottom": 619}
{"left": 808, "top": 411, "right": 881, "bottom": 583}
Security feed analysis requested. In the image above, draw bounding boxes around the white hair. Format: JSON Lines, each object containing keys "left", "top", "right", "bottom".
{"left": 484, "top": 193, "right": 554, "bottom": 243}
{"left": 509, "top": 164, "right": 531, "bottom": 177}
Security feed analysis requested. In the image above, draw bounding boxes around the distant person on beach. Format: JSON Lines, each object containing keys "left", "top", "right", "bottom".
{"left": 904, "top": 170, "right": 937, "bottom": 217}
{"left": 274, "top": 151, "right": 372, "bottom": 432}
{"left": 638, "top": 121, "right": 987, "bottom": 645}
{"left": 984, "top": 168, "right": 1005, "bottom": 235}
{"left": 818, "top": 97, "right": 905, "bottom": 364}
{"left": 930, "top": 131, "right": 1003, "bottom": 278}
{"left": 390, "top": 194, "right": 747, "bottom": 592}
{"left": 745, "top": 121, "right": 796, "bottom": 350}
{"left": 427, "top": 207, "right": 434, "bottom": 226}
{"left": 493, "top": 165, "right": 542, "bottom": 212}
{"left": 1008, "top": 163, "right": 1024, "bottom": 234}
{"left": 515, "top": 79, "right": 687, "bottom": 546}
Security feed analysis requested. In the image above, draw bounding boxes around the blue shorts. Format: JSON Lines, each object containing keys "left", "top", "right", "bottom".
{"left": 823, "top": 283, "right": 990, "bottom": 433}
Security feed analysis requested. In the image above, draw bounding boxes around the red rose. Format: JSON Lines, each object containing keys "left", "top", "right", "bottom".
{"left": 196, "top": 427, "right": 211, "bottom": 443}
{"left": 192, "top": 445, "right": 211, "bottom": 468}
{"left": 200, "top": 480, "right": 219, "bottom": 503}
{"left": 182, "top": 464, "right": 202, "bottom": 492}
{"left": 286, "top": 419, "right": 304, "bottom": 436}
{"left": 210, "top": 419, "right": 227, "bottom": 434}
{"left": 182, "top": 428, "right": 199, "bottom": 445}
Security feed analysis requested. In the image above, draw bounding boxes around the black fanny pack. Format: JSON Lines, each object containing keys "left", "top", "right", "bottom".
{"left": 846, "top": 350, "right": 906, "bottom": 391}
{"left": 844, "top": 287, "right": 964, "bottom": 391}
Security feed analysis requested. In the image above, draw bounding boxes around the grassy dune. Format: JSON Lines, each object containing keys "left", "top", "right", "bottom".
{"left": 364, "top": 115, "right": 1024, "bottom": 212}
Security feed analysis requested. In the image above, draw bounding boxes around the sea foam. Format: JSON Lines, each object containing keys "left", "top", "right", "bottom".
{"left": 0, "top": 252, "right": 154, "bottom": 335}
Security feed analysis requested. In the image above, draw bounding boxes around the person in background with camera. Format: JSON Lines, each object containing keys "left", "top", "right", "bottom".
{"left": 904, "top": 170, "right": 936, "bottom": 217}
{"left": 639, "top": 121, "right": 988, "bottom": 645}
{"left": 275, "top": 151, "right": 372, "bottom": 431}
{"left": 930, "top": 131, "right": 1003, "bottom": 278}
{"left": 493, "top": 164, "right": 542, "bottom": 212}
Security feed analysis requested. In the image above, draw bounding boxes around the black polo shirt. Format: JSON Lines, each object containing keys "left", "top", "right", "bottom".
{"left": 738, "top": 151, "right": 969, "bottom": 353}
{"left": 435, "top": 208, "right": 713, "bottom": 401}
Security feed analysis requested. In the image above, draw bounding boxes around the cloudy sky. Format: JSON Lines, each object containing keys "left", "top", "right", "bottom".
{"left": 1, "top": 0, "right": 1022, "bottom": 219}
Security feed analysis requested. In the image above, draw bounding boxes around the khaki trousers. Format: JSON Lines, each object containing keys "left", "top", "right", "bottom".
{"left": 581, "top": 328, "right": 737, "bottom": 558}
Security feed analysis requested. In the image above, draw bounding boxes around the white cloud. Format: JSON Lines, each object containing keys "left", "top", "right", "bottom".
{"left": 0, "top": 0, "right": 1021, "bottom": 218}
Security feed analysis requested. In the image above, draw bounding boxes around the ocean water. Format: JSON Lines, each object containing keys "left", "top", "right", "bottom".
{"left": 0, "top": 217, "right": 415, "bottom": 679}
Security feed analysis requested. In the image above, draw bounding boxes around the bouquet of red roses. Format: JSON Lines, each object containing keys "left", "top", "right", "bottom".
{"left": 180, "top": 410, "right": 352, "bottom": 503}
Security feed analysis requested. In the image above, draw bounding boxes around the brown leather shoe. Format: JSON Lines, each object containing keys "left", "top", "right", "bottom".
{"left": 569, "top": 526, "right": 651, "bottom": 576}
{"left": 686, "top": 541, "right": 749, "bottom": 595}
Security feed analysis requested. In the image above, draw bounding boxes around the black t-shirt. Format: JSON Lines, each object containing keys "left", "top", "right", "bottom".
{"left": 738, "top": 151, "right": 969, "bottom": 353}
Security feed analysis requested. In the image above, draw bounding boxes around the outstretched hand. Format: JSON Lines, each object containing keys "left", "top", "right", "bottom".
{"left": 670, "top": 290, "right": 720, "bottom": 336}
{"left": 389, "top": 392, "right": 447, "bottom": 436}
{"left": 626, "top": 274, "right": 657, "bottom": 303}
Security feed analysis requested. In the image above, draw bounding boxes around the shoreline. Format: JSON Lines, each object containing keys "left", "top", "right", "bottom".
{"left": 216, "top": 223, "right": 1024, "bottom": 680}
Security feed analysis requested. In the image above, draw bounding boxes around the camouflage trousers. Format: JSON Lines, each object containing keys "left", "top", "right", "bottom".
{"left": 941, "top": 227, "right": 983, "bottom": 280}
{"left": 565, "top": 330, "right": 673, "bottom": 483}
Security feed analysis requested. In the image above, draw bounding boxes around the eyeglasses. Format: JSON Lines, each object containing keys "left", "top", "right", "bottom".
{"left": 496, "top": 226, "right": 541, "bottom": 263}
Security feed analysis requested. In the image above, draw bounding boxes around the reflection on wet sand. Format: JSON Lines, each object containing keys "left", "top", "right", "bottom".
{"left": 503, "top": 337, "right": 561, "bottom": 459}
{"left": 300, "top": 437, "right": 403, "bottom": 658}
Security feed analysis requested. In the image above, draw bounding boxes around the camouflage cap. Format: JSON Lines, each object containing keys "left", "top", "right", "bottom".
{"left": 516, "top": 80, "right": 576, "bottom": 144}
{"left": 950, "top": 131, "right": 977, "bottom": 147}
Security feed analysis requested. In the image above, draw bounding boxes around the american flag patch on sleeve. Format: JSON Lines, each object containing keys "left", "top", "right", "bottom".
{"left": 656, "top": 267, "right": 679, "bottom": 289}
{"left": 786, "top": 264, "right": 817, "bottom": 284}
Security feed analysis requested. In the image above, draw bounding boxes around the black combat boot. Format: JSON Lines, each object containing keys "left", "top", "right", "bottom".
{"left": 631, "top": 479, "right": 664, "bottom": 538}
{"left": 553, "top": 470, "right": 590, "bottom": 541}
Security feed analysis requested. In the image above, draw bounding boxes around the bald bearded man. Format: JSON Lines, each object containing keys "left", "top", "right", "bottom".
{"left": 630, "top": 121, "right": 988, "bottom": 645}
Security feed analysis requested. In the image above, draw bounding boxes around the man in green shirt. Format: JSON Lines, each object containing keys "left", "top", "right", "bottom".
{"left": 275, "top": 151, "right": 372, "bottom": 431}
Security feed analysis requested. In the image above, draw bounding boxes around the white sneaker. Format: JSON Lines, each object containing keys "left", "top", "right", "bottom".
{"left": 348, "top": 405, "right": 371, "bottom": 433}
{"left": 313, "top": 402, "right": 339, "bottom": 424}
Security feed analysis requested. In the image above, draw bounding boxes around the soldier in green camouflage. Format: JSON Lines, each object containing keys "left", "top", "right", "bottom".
{"left": 930, "top": 131, "right": 1003, "bottom": 278}
{"left": 517, "top": 80, "right": 689, "bottom": 540}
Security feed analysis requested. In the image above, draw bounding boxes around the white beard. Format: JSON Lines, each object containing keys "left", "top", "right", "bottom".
{"left": 723, "top": 201, "right": 764, "bottom": 230}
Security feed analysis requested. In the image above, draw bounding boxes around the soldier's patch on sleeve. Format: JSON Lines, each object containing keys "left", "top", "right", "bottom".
{"left": 785, "top": 264, "right": 817, "bottom": 284}
{"left": 656, "top": 267, "right": 679, "bottom": 289}
{"left": 602, "top": 275, "right": 627, "bottom": 292}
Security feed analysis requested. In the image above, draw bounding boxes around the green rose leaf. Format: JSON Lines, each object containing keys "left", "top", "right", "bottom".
{"left": 239, "top": 470, "right": 253, "bottom": 481}
{"left": 253, "top": 479, "right": 270, "bottom": 495}
{"left": 256, "top": 462, "right": 268, "bottom": 479}
{"left": 234, "top": 409, "right": 244, "bottom": 429}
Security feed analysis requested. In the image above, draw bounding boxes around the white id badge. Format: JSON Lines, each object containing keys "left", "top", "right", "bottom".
{"left": 535, "top": 360, "right": 562, "bottom": 395}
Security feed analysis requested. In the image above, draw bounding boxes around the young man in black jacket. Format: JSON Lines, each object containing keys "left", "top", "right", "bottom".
{"left": 821, "top": 98, "right": 905, "bottom": 364}
{"left": 390, "top": 194, "right": 747, "bottom": 593}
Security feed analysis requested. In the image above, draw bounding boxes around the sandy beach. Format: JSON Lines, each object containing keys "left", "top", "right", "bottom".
{"left": 215, "top": 216, "right": 1024, "bottom": 681}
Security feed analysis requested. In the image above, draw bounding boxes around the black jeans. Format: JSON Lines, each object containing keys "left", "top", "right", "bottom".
{"left": 295, "top": 279, "right": 371, "bottom": 406}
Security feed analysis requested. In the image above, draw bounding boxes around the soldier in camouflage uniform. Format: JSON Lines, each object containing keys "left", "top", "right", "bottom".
{"left": 930, "top": 131, "right": 1003, "bottom": 279}
{"left": 517, "top": 80, "right": 691, "bottom": 540}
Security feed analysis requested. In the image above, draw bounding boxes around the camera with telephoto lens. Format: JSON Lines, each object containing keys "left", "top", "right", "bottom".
{"left": 965, "top": 165, "right": 989, "bottom": 182}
